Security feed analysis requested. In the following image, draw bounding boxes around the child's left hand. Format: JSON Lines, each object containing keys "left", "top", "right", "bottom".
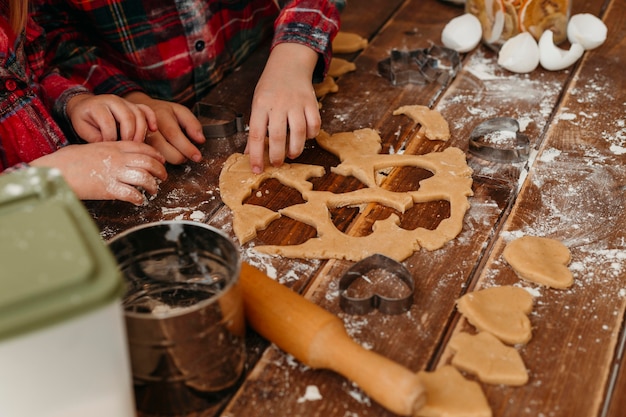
{"left": 246, "top": 43, "right": 321, "bottom": 174}
{"left": 66, "top": 93, "right": 158, "bottom": 142}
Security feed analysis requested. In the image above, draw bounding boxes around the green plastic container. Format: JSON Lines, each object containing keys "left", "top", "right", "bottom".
{"left": 0, "top": 167, "right": 135, "bottom": 417}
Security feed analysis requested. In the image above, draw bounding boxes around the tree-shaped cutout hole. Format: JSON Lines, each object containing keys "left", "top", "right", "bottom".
{"left": 382, "top": 165, "right": 434, "bottom": 192}
{"left": 245, "top": 178, "right": 315, "bottom": 246}
{"left": 349, "top": 199, "right": 451, "bottom": 238}
{"left": 310, "top": 172, "right": 369, "bottom": 194}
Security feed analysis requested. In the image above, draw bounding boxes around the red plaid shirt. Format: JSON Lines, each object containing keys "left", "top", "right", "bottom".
{"left": 32, "top": 0, "right": 344, "bottom": 107}
{"left": 0, "top": 1, "right": 88, "bottom": 171}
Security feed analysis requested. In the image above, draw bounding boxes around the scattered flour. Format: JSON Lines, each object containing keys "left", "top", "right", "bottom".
{"left": 538, "top": 148, "right": 562, "bottom": 163}
{"left": 297, "top": 385, "right": 322, "bottom": 403}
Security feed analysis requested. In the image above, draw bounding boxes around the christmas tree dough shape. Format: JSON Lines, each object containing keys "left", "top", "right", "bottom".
{"left": 314, "top": 76, "right": 339, "bottom": 98}
{"left": 456, "top": 286, "right": 533, "bottom": 345}
{"left": 328, "top": 57, "right": 357, "bottom": 77}
{"left": 449, "top": 331, "right": 529, "bottom": 386}
{"left": 332, "top": 31, "right": 368, "bottom": 53}
{"left": 416, "top": 365, "right": 492, "bottom": 417}
{"left": 219, "top": 127, "right": 473, "bottom": 262}
{"left": 503, "top": 235, "right": 573, "bottom": 289}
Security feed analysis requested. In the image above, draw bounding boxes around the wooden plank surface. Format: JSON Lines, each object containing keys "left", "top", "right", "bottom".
{"left": 87, "top": 0, "right": 625, "bottom": 416}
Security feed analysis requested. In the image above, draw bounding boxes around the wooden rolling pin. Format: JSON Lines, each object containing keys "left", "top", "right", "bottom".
{"left": 239, "top": 262, "right": 427, "bottom": 416}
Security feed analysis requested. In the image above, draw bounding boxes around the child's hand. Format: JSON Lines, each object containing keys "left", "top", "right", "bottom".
{"left": 124, "top": 92, "right": 206, "bottom": 165}
{"left": 31, "top": 141, "right": 167, "bottom": 205}
{"left": 66, "top": 93, "right": 158, "bottom": 142}
{"left": 246, "top": 43, "right": 321, "bottom": 174}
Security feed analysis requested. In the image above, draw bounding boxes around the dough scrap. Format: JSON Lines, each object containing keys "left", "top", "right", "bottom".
{"left": 416, "top": 365, "right": 492, "bottom": 417}
{"left": 313, "top": 76, "right": 339, "bottom": 98}
{"left": 449, "top": 331, "right": 529, "bottom": 386}
{"left": 456, "top": 286, "right": 533, "bottom": 345}
{"left": 393, "top": 105, "right": 451, "bottom": 141}
{"left": 328, "top": 57, "right": 357, "bottom": 78}
{"left": 332, "top": 31, "right": 368, "bottom": 53}
{"left": 219, "top": 128, "right": 473, "bottom": 262}
{"left": 503, "top": 235, "right": 573, "bottom": 289}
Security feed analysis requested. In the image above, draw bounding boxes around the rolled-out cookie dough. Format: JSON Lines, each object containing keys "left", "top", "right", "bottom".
{"left": 456, "top": 286, "right": 533, "bottom": 345}
{"left": 393, "top": 105, "right": 451, "bottom": 141}
{"left": 503, "top": 235, "right": 573, "bottom": 289}
{"left": 449, "top": 331, "right": 528, "bottom": 386}
{"left": 219, "top": 128, "right": 473, "bottom": 262}
{"left": 332, "top": 31, "right": 368, "bottom": 53}
{"left": 416, "top": 365, "right": 492, "bottom": 417}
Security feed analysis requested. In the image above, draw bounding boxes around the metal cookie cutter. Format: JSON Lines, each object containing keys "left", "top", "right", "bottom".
{"left": 192, "top": 103, "right": 245, "bottom": 139}
{"left": 377, "top": 45, "right": 461, "bottom": 86}
{"left": 469, "top": 117, "right": 530, "bottom": 163}
{"left": 339, "top": 254, "right": 415, "bottom": 315}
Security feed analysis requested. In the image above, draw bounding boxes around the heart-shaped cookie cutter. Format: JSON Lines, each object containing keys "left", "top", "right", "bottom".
{"left": 469, "top": 117, "right": 530, "bottom": 163}
{"left": 339, "top": 254, "right": 415, "bottom": 315}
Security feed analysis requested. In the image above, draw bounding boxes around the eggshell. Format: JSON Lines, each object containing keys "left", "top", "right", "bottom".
{"left": 538, "top": 30, "right": 584, "bottom": 71}
{"left": 567, "top": 13, "right": 607, "bottom": 50}
{"left": 441, "top": 13, "right": 482, "bottom": 53}
{"left": 498, "top": 32, "right": 539, "bottom": 73}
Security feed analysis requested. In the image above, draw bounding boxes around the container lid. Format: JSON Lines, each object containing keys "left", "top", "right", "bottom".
{"left": 0, "top": 167, "right": 124, "bottom": 340}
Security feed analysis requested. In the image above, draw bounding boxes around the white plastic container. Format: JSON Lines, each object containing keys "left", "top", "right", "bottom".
{"left": 0, "top": 168, "right": 136, "bottom": 417}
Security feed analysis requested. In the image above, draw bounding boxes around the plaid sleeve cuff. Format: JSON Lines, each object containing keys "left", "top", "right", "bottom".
{"left": 273, "top": 2, "right": 341, "bottom": 82}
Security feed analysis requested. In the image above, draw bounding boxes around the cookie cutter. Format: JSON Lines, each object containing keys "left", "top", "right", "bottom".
{"left": 469, "top": 117, "right": 530, "bottom": 163}
{"left": 339, "top": 254, "right": 415, "bottom": 315}
{"left": 192, "top": 103, "right": 245, "bottom": 139}
{"left": 377, "top": 45, "right": 461, "bottom": 86}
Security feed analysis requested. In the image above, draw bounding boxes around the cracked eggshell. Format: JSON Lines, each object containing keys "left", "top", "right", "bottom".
{"left": 567, "top": 13, "right": 607, "bottom": 50}
{"left": 441, "top": 13, "right": 482, "bottom": 53}
{"left": 497, "top": 32, "right": 539, "bottom": 73}
{"left": 538, "top": 30, "right": 584, "bottom": 71}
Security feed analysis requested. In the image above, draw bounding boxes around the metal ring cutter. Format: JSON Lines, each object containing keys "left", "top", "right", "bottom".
{"left": 339, "top": 254, "right": 415, "bottom": 315}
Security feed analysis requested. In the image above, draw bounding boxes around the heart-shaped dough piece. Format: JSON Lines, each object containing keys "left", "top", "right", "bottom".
{"left": 503, "top": 235, "right": 573, "bottom": 289}
{"left": 416, "top": 365, "right": 491, "bottom": 417}
{"left": 456, "top": 286, "right": 533, "bottom": 345}
{"left": 449, "top": 331, "right": 528, "bottom": 386}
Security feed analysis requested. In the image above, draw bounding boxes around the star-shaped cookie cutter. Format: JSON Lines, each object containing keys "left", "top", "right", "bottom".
{"left": 377, "top": 45, "right": 461, "bottom": 86}
{"left": 468, "top": 117, "right": 530, "bottom": 163}
{"left": 339, "top": 254, "right": 415, "bottom": 315}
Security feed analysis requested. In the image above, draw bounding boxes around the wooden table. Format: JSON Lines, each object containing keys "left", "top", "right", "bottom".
{"left": 86, "top": 0, "right": 626, "bottom": 416}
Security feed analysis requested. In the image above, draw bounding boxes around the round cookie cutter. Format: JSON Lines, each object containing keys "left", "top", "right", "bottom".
{"left": 469, "top": 117, "right": 530, "bottom": 163}
{"left": 192, "top": 103, "right": 244, "bottom": 139}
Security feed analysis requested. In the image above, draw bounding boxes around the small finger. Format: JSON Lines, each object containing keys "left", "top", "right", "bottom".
{"left": 267, "top": 115, "right": 287, "bottom": 167}
{"left": 247, "top": 112, "right": 270, "bottom": 174}
{"left": 286, "top": 113, "right": 307, "bottom": 160}
{"left": 145, "top": 132, "right": 187, "bottom": 165}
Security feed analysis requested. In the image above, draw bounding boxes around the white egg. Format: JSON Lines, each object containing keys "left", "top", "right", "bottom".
{"left": 538, "top": 30, "right": 584, "bottom": 71}
{"left": 441, "top": 13, "right": 482, "bottom": 53}
{"left": 567, "top": 13, "right": 607, "bottom": 50}
{"left": 497, "top": 32, "right": 539, "bottom": 73}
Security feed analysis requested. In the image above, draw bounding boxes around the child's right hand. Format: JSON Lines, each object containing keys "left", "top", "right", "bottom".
{"left": 66, "top": 93, "right": 158, "bottom": 142}
{"left": 31, "top": 141, "right": 167, "bottom": 205}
